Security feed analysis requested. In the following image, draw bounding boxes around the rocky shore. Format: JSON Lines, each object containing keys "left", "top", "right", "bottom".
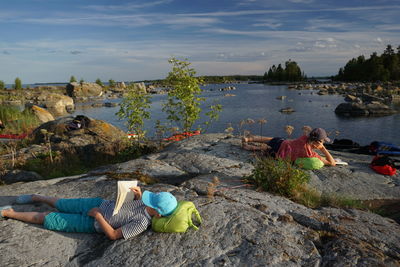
{"left": 0, "top": 82, "right": 147, "bottom": 118}
{"left": 290, "top": 82, "right": 400, "bottom": 117}
{"left": 1, "top": 133, "right": 399, "bottom": 266}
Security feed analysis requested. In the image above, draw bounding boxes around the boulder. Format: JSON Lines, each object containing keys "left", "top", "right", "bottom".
{"left": 28, "top": 105, "right": 55, "bottom": 123}
{"left": 0, "top": 133, "right": 399, "bottom": 266}
{"left": 1, "top": 169, "right": 43, "bottom": 184}
{"left": 131, "top": 82, "right": 147, "bottom": 94}
{"left": 335, "top": 102, "right": 397, "bottom": 117}
{"left": 344, "top": 94, "right": 362, "bottom": 103}
{"left": 28, "top": 116, "right": 127, "bottom": 164}
{"left": 116, "top": 82, "right": 126, "bottom": 89}
{"left": 366, "top": 102, "right": 397, "bottom": 116}
{"left": 36, "top": 93, "right": 74, "bottom": 116}
{"left": 66, "top": 82, "right": 103, "bottom": 98}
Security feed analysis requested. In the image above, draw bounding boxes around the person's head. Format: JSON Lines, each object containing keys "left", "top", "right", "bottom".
{"left": 308, "top": 128, "right": 330, "bottom": 148}
{"left": 142, "top": 191, "right": 177, "bottom": 218}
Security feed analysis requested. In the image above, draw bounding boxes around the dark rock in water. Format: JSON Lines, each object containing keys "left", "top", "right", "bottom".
{"left": 334, "top": 102, "right": 396, "bottom": 117}
{"left": 366, "top": 102, "right": 397, "bottom": 115}
{"left": 104, "top": 102, "right": 118, "bottom": 108}
{"left": 279, "top": 107, "right": 295, "bottom": 113}
{"left": 91, "top": 103, "right": 103, "bottom": 108}
{"left": 219, "top": 86, "right": 236, "bottom": 91}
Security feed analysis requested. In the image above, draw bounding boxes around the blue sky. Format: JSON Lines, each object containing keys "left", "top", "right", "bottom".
{"left": 1, "top": 0, "right": 400, "bottom": 83}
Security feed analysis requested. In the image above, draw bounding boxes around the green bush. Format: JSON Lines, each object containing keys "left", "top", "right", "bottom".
{"left": 0, "top": 80, "right": 5, "bottom": 90}
{"left": 108, "top": 79, "right": 116, "bottom": 88}
{"left": 70, "top": 75, "right": 77, "bottom": 83}
{"left": 162, "top": 57, "right": 222, "bottom": 133}
{"left": 247, "top": 156, "right": 368, "bottom": 211}
{"left": 95, "top": 78, "right": 103, "bottom": 87}
{"left": 247, "top": 157, "right": 310, "bottom": 197}
{"left": 14, "top": 77, "right": 22, "bottom": 90}
{"left": 116, "top": 83, "right": 151, "bottom": 143}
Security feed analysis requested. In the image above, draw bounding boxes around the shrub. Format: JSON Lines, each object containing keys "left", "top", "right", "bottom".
{"left": 14, "top": 77, "right": 22, "bottom": 90}
{"left": 0, "top": 80, "right": 5, "bottom": 90}
{"left": 162, "top": 57, "right": 222, "bottom": 133}
{"left": 247, "top": 156, "right": 310, "bottom": 198}
{"left": 108, "top": 79, "right": 116, "bottom": 88}
{"left": 163, "top": 57, "right": 204, "bottom": 132}
{"left": 116, "top": 83, "right": 151, "bottom": 143}
{"left": 70, "top": 75, "right": 77, "bottom": 83}
{"left": 95, "top": 78, "right": 103, "bottom": 87}
{"left": 247, "top": 156, "right": 367, "bottom": 211}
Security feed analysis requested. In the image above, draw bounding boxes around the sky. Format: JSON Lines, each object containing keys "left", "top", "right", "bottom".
{"left": 0, "top": 0, "right": 400, "bottom": 84}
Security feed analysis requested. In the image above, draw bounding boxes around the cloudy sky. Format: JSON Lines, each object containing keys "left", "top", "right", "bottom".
{"left": 1, "top": 0, "right": 400, "bottom": 83}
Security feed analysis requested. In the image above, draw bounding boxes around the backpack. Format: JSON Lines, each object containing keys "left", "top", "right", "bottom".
{"left": 294, "top": 157, "right": 324, "bottom": 170}
{"left": 370, "top": 155, "right": 398, "bottom": 176}
{"left": 151, "top": 201, "right": 202, "bottom": 233}
{"left": 369, "top": 141, "right": 400, "bottom": 156}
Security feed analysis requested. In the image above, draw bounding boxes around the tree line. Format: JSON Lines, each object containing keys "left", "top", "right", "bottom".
{"left": 263, "top": 60, "right": 306, "bottom": 82}
{"left": 335, "top": 44, "right": 400, "bottom": 82}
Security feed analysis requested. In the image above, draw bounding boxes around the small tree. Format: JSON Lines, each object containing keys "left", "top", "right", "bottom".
{"left": 95, "top": 78, "right": 104, "bottom": 87}
{"left": 14, "top": 77, "right": 22, "bottom": 90}
{"left": 70, "top": 75, "right": 77, "bottom": 83}
{"left": 79, "top": 78, "right": 85, "bottom": 83}
{"left": 0, "top": 80, "right": 5, "bottom": 90}
{"left": 163, "top": 58, "right": 204, "bottom": 132}
{"left": 108, "top": 79, "right": 116, "bottom": 88}
{"left": 116, "top": 83, "right": 151, "bottom": 143}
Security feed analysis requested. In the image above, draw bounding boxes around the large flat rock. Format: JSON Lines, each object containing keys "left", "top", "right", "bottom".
{"left": 1, "top": 133, "right": 400, "bottom": 266}
{"left": 1, "top": 175, "right": 399, "bottom": 266}
{"left": 92, "top": 133, "right": 400, "bottom": 200}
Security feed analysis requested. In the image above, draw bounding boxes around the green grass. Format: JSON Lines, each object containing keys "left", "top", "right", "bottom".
{"left": 247, "top": 156, "right": 310, "bottom": 198}
{"left": 0, "top": 105, "right": 40, "bottom": 134}
{"left": 246, "top": 157, "right": 367, "bottom": 211}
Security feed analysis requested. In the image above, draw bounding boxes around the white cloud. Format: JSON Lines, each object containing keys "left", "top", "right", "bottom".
{"left": 288, "top": 0, "right": 314, "bottom": 3}
{"left": 252, "top": 19, "right": 282, "bottom": 29}
{"left": 85, "top": 0, "right": 174, "bottom": 11}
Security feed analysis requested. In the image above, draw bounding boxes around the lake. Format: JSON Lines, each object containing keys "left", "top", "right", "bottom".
{"left": 71, "top": 83, "right": 400, "bottom": 145}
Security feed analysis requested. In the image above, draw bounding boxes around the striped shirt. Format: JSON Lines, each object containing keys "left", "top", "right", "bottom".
{"left": 94, "top": 199, "right": 152, "bottom": 239}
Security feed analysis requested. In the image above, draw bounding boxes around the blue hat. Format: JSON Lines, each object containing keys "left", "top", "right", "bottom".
{"left": 142, "top": 191, "right": 177, "bottom": 216}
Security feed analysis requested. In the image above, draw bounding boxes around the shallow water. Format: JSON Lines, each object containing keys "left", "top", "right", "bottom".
{"left": 72, "top": 83, "right": 400, "bottom": 145}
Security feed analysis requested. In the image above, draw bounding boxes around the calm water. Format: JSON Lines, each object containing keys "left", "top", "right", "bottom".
{"left": 72, "top": 83, "right": 400, "bottom": 145}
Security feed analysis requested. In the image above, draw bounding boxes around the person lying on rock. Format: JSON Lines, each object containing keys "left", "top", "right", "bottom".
{"left": 242, "top": 127, "right": 336, "bottom": 166}
{"left": 0, "top": 187, "right": 177, "bottom": 240}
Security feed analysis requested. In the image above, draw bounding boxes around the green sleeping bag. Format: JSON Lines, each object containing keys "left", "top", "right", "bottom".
{"left": 295, "top": 157, "right": 324, "bottom": 170}
{"left": 151, "top": 201, "right": 202, "bottom": 233}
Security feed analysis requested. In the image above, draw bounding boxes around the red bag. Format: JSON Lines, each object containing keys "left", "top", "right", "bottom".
{"left": 370, "top": 156, "right": 397, "bottom": 176}
{"left": 370, "top": 165, "right": 397, "bottom": 176}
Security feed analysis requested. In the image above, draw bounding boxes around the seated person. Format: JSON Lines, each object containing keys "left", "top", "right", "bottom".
{"left": 242, "top": 128, "right": 336, "bottom": 166}
{"left": 0, "top": 186, "right": 178, "bottom": 240}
